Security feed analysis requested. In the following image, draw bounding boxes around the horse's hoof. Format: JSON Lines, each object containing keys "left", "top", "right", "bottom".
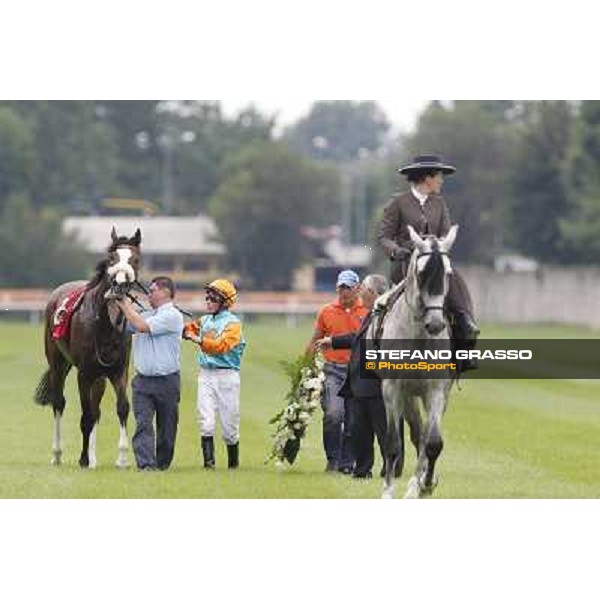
{"left": 50, "top": 455, "right": 62, "bottom": 466}
{"left": 381, "top": 486, "right": 395, "bottom": 500}
{"left": 115, "top": 459, "right": 130, "bottom": 469}
{"left": 403, "top": 476, "right": 420, "bottom": 499}
{"left": 418, "top": 474, "right": 439, "bottom": 497}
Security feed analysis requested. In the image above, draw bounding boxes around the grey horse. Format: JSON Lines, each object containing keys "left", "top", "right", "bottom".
{"left": 369, "top": 224, "right": 458, "bottom": 499}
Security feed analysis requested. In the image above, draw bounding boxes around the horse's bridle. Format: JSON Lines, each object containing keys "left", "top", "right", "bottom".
{"left": 106, "top": 243, "right": 143, "bottom": 299}
{"left": 94, "top": 251, "right": 142, "bottom": 368}
{"left": 409, "top": 250, "right": 451, "bottom": 316}
{"left": 127, "top": 279, "right": 194, "bottom": 318}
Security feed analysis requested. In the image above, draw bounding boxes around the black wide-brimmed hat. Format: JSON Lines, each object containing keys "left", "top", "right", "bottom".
{"left": 398, "top": 154, "right": 456, "bottom": 175}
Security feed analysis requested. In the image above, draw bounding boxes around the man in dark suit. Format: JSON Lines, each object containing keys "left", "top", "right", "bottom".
{"left": 316, "top": 274, "right": 404, "bottom": 479}
{"left": 377, "top": 154, "right": 479, "bottom": 371}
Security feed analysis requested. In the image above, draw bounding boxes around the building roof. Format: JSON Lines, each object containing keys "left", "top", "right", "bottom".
{"left": 321, "top": 238, "right": 372, "bottom": 267}
{"left": 300, "top": 224, "right": 372, "bottom": 267}
{"left": 63, "top": 215, "right": 226, "bottom": 256}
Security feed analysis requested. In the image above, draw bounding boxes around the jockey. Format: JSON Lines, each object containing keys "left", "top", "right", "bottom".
{"left": 183, "top": 279, "right": 246, "bottom": 469}
{"left": 377, "top": 154, "right": 479, "bottom": 372}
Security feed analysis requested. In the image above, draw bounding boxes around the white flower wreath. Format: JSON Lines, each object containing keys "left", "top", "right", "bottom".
{"left": 267, "top": 353, "right": 325, "bottom": 465}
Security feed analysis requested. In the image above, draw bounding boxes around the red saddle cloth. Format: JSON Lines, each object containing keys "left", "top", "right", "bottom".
{"left": 51, "top": 286, "right": 87, "bottom": 341}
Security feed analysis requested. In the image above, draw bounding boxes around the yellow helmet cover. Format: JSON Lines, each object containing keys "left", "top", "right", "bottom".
{"left": 205, "top": 279, "right": 237, "bottom": 308}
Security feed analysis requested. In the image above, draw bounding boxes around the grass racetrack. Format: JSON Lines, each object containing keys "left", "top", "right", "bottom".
{"left": 1, "top": 317, "right": 599, "bottom": 498}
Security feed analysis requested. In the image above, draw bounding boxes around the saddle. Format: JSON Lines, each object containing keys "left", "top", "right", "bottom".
{"left": 51, "top": 286, "right": 86, "bottom": 341}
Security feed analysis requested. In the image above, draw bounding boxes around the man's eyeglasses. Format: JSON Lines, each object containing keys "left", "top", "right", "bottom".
{"left": 337, "top": 284, "right": 354, "bottom": 290}
{"left": 205, "top": 294, "right": 222, "bottom": 303}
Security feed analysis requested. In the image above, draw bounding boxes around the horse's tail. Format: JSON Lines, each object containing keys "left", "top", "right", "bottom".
{"left": 34, "top": 370, "right": 52, "bottom": 406}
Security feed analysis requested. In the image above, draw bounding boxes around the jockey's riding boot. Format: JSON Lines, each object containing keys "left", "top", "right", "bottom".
{"left": 227, "top": 442, "right": 239, "bottom": 469}
{"left": 201, "top": 436, "right": 215, "bottom": 469}
{"left": 453, "top": 312, "right": 480, "bottom": 373}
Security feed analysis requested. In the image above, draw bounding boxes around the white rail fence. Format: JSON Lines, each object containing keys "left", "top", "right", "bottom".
{"left": 3, "top": 265, "right": 600, "bottom": 327}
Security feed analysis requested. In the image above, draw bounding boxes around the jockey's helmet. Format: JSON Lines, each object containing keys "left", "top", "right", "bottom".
{"left": 205, "top": 279, "right": 237, "bottom": 308}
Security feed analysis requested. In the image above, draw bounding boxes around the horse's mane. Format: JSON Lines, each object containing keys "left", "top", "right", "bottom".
{"left": 86, "top": 259, "right": 109, "bottom": 290}
{"left": 417, "top": 241, "right": 446, "bottom": 296}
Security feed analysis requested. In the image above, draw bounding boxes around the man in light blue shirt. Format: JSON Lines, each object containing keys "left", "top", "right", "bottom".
{"left": 117, "top": 276, "right": 184, "bottom": 471}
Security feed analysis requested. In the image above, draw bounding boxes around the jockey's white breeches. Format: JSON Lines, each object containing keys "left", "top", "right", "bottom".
{"left": 197, "top": 368, "right": 241, "bottom": 444}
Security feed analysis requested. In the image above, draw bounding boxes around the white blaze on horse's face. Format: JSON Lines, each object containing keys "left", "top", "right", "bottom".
{"left": 107, "top": 247, "right": 136, "bottom": 284}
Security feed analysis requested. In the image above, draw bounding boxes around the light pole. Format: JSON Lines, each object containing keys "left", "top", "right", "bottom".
{"left": 340, "top": 163, "right": 353, "bottom": 245}
{"left": 355, "top": 147, "right": 370, "bottom": 244}
{"left": 158, "top": 126, "right": 175, "bottom": 214}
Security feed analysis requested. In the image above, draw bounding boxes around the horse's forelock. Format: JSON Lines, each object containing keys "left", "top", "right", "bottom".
{"left": 417, "top": 243, "right": 446, "bottom": 296}
{"left": 107, "top": 236, "right": 131, "bottom": 253}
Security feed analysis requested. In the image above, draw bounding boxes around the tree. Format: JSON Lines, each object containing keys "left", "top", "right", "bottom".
{"left": 559, "top": 101, "right": 600, "bottom": 261}
{"left": 0, "top": 195, "right": 91, "bottom": 287}
{"left": 283, "top": 101, "right": 390, "bottom": 161}
{"left": 208, "top": 141, "right": 341, "bottom": 289}
{"left": 168, "top": 103, "right": 275, "bottom": 214}
{"left": 508, "top": 101, "right": 575, "bottom": 263}
{"left": 94, "top": 100, "right": 163, "bottom": 203}
{"left": 98, "top": 101, "right": 276, "bottom": 215}
{"left": 0, "top": 105, "right": 34, "bottom": 200}
{"left": 399, "top": 101, "right": 518, "bottom": 262}
{"left": 8, "top": 101, "right": 119, "bottom": 209}
{"left": 0, "top": 101, "right": 278, "bottom": 217}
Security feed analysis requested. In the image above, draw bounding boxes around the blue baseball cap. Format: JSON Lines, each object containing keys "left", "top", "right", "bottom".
{"left": 336, "top": 270, "right": 360, "bottom": 288}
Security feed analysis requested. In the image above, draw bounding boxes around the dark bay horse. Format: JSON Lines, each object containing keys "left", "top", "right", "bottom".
{"left": 34, "top": 227, "right": 142, "bottom": 468}
{"left": 369, "top": 224, "right": 458, "bottom": 498}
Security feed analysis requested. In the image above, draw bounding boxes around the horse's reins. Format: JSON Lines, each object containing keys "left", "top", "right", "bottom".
{"left": 94, "top": 288, "right": 151, "bottom": 369}
{"left": 94, "top": 296, "right": 127, "bottom": 369}
{"left": 93, "top": 276, "right": 141, "bottom": 368}
{"left": 93, "top": 275, "right": 214, "bottom": 367}
{"left": 131, "top": 280, "right": 194, "bottom": 318}
{"left": 94, "top": 276, "right": 196, "bottom": 368}
{"left": 372, "top": 249, "right": 449, "bottom": 349}
{"left": 89, "top": 244, "right": 141, "bottom": 368}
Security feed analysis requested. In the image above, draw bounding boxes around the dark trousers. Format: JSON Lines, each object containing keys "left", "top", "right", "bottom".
{"left": 322, "top": 362, "right": 354, "bottom": 470}
{"left": 132, "top": 372, "right": 180, "bottom": 470}
{"left": 351, "top": 395, "right": 387, "bottom": 476}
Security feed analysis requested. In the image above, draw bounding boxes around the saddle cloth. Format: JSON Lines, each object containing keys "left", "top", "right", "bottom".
{"left": 51, "top": 286, "right": 87, "bottom": 341}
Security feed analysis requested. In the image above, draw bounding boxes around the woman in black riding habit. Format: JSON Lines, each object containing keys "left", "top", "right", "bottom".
{"left": 377, "top": 154, "right": 479, "bottom": 371}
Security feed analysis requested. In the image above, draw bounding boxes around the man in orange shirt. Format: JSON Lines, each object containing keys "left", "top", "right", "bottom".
{"left": 306, "top": 270, "right": 368, "bottom": 474}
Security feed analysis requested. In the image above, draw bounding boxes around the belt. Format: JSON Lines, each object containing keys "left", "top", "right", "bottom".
{"left": 135, "top": 371, "right": 179, "bottom": 378}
